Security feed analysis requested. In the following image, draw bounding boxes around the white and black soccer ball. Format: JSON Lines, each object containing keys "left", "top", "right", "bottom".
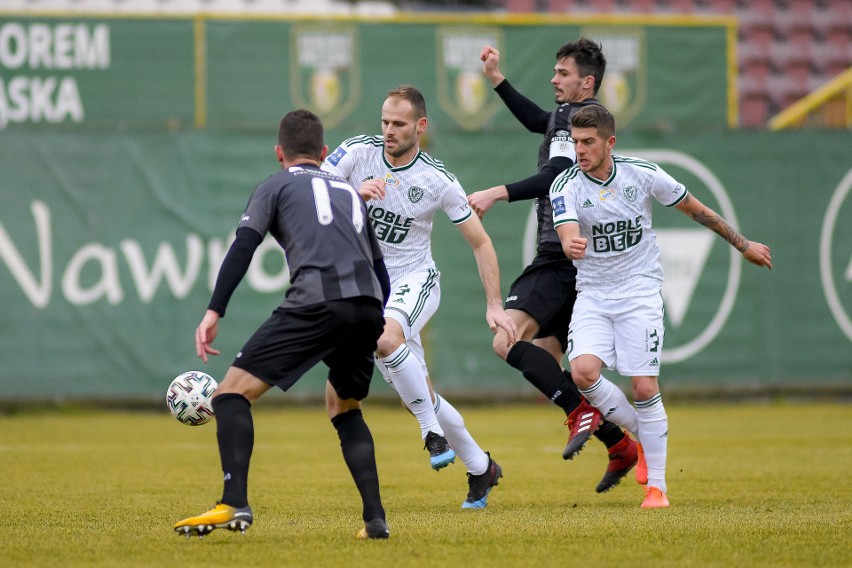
{"left": 166, "top": 371, "right": 218, "bottom": 426}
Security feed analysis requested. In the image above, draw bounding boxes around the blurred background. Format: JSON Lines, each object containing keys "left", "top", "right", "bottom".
{"left": 0, "top": 0, "right": 850, "bottom": 404}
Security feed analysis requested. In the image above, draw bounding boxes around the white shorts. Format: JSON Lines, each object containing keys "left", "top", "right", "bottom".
{"left": 375, "top": 268, "right": 440, "bottom": 380}
{"left": 566, "top": 292, "right": 664, "bottom": 377}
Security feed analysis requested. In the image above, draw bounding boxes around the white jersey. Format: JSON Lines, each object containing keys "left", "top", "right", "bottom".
{"left": 322, "top": 135, "right": 472, "bottom": 283}
{"left": 550, "top": 155, "right": 688, "bottom": 299}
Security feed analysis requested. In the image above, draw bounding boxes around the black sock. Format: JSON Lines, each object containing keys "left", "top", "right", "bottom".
{"left": 507, "top": 342, "right": 579, "bottom": 415}
{"left": 331, "top": 409, "right": 384, "bottom": 523}
{"left": 212, "top": 393, "right": 253, "bottom": 508}
{"left": 594, "top": 420, "right": 627, "bottom": 449}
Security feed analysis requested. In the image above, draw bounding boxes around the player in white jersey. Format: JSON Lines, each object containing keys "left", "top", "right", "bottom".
{"left": 323, "top": 86, "right": 517, "bottom": 509}
{"left": 550, "top": 105, "right": 772, "bottom": 508}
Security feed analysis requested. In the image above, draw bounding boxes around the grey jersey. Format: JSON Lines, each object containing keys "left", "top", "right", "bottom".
{"left": 238, "top": 164, "right": 385, "bottom": 309}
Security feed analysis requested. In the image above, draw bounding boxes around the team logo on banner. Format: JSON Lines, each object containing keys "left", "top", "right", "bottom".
{"left": 436, "top": 27, "right": 504, "bottom": 131}
{"left": 290, "top": 25, "right": 360, "bottom": 129}
{"left": 582, "top": 28, "right": 647, "bottom": 128}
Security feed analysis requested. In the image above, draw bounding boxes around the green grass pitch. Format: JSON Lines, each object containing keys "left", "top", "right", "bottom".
{"left": 2, "top": 401, "right": 850, "bottom": 567}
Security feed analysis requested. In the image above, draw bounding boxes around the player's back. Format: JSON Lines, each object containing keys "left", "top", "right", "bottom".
{"left": 240, "top": 164, "right": 384, "bottom": 308}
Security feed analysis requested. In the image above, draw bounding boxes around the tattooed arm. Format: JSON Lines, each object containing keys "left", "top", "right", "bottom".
{"left": 675, "top": 193, "right": 773, "bottom": 269}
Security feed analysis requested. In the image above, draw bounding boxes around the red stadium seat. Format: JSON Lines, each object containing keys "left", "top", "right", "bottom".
{"left": 626, "top": 0, "right": 655, "bottom": 13}
{"left": 664, "top": 0, "right": 694, "bottom": 13}
{"left": 739, "top": 93, "right": 771, "bottom": 128}
{"left": 585, "top": 0, "right": 618, "bottom": 13}
{"left": 506, "top": 0, "right": 537, "bottom": 12}
{"left": 702, "top": 0, "right": 736, "bottom": 14}
{"left": 545, "top": 0, "right": 577, "bottom": 12}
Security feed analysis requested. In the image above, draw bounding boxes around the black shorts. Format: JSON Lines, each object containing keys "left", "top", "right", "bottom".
{"left": 232, "top": 297, "right": 385, "bottom": 401}
{"left": 505, "top": 253, "right": 577, "bottom": 353}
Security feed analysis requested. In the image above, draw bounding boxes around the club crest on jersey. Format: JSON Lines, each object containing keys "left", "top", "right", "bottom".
{"left": 435, "top": 27, "right": 504, "bottom": 131}
{"left": 581, "top": 28, "right": 646, "bottom": 128}
{"left": 599, "top": 189, "right": 616, "bottom": 201}
{"left": 408, "top": 186, "right": 425, "bottom": 203}
{"left": 290, "top": 24, "right": 360, "bottom": 129}
{"left": 623, "top": 185, "right": 638, "bottom": 202}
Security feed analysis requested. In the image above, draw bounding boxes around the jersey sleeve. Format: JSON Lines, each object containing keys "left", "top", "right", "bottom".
{"left": 321, "top": 138, "right": 357, "bottom": 179}
{"left": 493, "top": 79, "right": 551, "bottom": 133}
{"left": 547, "top": 129, "right": 577, "bottom": 164}
{"left": 652, "top": 165, "right": 689, "bottom": 207}
{"left": 549, "top": 170, "right": 578, "bottom": 227}
{"left": 440, "top": 178, "right": 473, "bottom": 224}
{"left": 238, "top": 177, "right": 278, "bottom": 236}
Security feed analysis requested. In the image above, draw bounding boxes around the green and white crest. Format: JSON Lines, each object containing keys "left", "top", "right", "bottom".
{"left": 623, "top": 185, "right": 638, "bottom": 202}
{"left": 435, "top": 27, "right": 504, "bottom": 131}
{"left": 582, "top": 28, "right": 647, "bottom": 128}
{"left": 408, "top": 186, "right": 425, "bottom": 203}
{"left": 289, "top": 24, "right": 360, "bottom": 129}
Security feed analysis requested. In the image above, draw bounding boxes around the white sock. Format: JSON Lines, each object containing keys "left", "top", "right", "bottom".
{"left": 434, "top": 394, "right": 488, "bottom": 475}
{"left": 579, "top": 375, "right": 639, "bottom": 435}
{"left": 636, "top": 393, "right": 668, "bottom": 493}
{"left": 381, "top": 345, "right": 443, "bottom": 438}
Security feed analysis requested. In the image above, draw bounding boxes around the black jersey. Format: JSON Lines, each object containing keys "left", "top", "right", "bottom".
{"left": 494, "top": 79, "right": 600, "bottom": 256}
{"left": 238, "top": 164, "right": 385, "bottom": 309}
{"left": 532, "top": 98, "right": 601, "bottom": 255}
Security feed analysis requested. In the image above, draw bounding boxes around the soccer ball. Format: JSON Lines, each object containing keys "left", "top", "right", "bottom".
{"left": 166, "top": 371, "right": 218, "bottom": 426}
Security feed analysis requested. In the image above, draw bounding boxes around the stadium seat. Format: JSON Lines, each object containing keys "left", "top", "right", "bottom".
{"left": 693, "top": 0, "right": 734, "bottom": 14}
{"left": 626, "top": 0, "right": 655, "bottom": 13}
{"left": 769, "top": 70, "right": 815, "bottom": 111}
{"left": 739, "top": 93, "right": 771, "bottom": 127}
{"left": 666, "top": 0, "right": 695, "bottom": 14}
{"left": 585, "top": 0, "right": 617, "bottom": 13}
{"left": 545, "top": 0, "right": 577, "bottom": 12}
{"left": 770, "top": 28, "right": 816, "bottom": 71}
{"left": 506, "top": 0, "right": 537, "bottom": 12}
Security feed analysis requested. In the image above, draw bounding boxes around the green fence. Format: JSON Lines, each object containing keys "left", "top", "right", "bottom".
{"left": 1, "top": 14, "right": 850, "bottom": 399}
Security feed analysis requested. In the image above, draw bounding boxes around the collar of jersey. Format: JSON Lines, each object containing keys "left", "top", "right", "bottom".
{"left": 581, "top": 157, "right": 617, "bottom": 187}
{"left": 382, "top": 150, "right": 421, "bottom": 172}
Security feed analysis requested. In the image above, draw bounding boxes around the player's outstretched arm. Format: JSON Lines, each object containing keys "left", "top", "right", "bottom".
{"left": 675, "top": 194, "right": 772, "bottom": 270}
{"left": 457, "top": 214, "right": 517, "bottom": 344}
{"left": 467, "top": 185, "right": 509, "bottom": 218}
{"left": 195, "top": 309, "right": 221, "bottom": 363}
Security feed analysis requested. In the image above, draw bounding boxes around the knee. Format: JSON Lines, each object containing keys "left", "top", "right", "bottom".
{"left": 569, "top": 357, "right": 600, "bottom": 389}
{"left": 632, "top": 377, "right": 659, "bottom": 401}
{"left": 375, "top": 332, "right": 402, "bottom": 358}
{"left": 492, "top": 331, "right": 511, "bottom": 360}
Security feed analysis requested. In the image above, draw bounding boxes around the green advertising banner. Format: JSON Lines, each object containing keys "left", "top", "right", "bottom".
{"left": 1, "top": 14, "right": 849, "bottom": 400}
{"left": 0, "top": 17, "right": 195, "bottom": 130}
{"left": 2, "top": 128, "right": 850, "bottom": 398}
{"left": 1, "top": 14, "right": 731, "bottom": 133}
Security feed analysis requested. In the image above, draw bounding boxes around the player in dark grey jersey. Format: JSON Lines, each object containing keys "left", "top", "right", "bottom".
{"left": 467, "top": 39, "right": 637, "bottom": 494}
{"left": 174, "top": 109, "right": 392, "bottom": 540}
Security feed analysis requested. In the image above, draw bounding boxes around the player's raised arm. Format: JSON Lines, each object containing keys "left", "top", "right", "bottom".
{"left": 675, "top": 193, "right": 772, "bottom": 270}
{"left": 480, "top": 45, "right": 505, "bottom": 87}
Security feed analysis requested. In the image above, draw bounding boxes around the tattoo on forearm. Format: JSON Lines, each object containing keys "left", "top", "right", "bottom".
{"left": 691, "top": 209, "right": 749, "bottom": 252}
